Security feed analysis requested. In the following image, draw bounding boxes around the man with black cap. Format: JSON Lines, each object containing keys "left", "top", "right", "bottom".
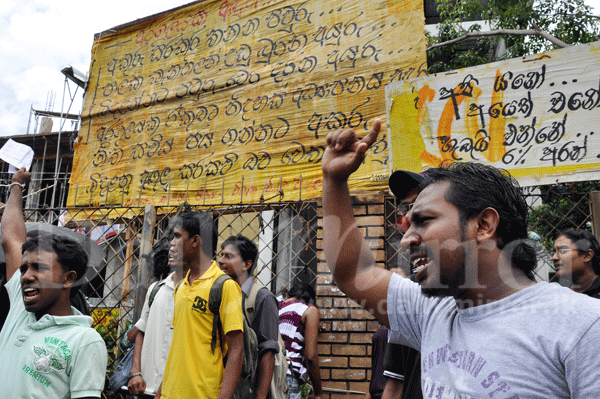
{"left": 388, "top": 170, "right": 425, "bottom": 236}
{"left": 322, "top": 119, "right": 600, "bottom": 398}
{"left": 383, "top": 171, "right": 425, "bottom": 399}
{"left": 388, "top": 170, "right": 425, "bottom": 201}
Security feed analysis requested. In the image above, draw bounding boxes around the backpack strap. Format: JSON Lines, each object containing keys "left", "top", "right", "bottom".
{"left": 148, "top": 278, "right": 166, "bottom": 309}
{"left": 209, "top": 274, "right": 231, "bottom": 354}
{"left": 174, "top": 278, "right": 184, "bottom": 294}
{"left": 244, "top": 282, "right": 265, "bottom": 322}
{"left": 71, "top": 289, "right": 91, "bottom": 316}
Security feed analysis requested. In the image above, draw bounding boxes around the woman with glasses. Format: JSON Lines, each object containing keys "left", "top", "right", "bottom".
{"left": 552, "top": 229, "right": 600, "bottom": 298}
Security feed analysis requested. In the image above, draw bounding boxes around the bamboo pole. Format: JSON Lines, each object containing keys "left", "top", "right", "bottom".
{"left": 120, "top": 224, "right": 137, "bottom": 303}
{"left": 133, "top": 204, "right": 156, "bottom": 322}
{"left": 118, "top": 221, "right": 138, "bottom": 342}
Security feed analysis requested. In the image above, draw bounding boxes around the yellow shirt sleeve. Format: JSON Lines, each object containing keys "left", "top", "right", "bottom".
{"left": 219, "top": 278, "right": 244, "bottom": 335}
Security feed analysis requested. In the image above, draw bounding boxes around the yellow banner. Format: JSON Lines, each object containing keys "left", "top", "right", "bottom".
{"left": 68, "top": 0, "right": 426, "bottom": 209}
{"left": 91, "top": 307, "right": 119, "bottom": 329}
{"left": 386, "top": 40, "right": 600, "bottom": 186}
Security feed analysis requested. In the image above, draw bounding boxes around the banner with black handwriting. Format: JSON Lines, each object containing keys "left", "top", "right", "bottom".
{"left": 386, "top": 41, "right": 600, "bottom": 187}
{"left": 67, "top": 0, "right": 426, "bottom": 210}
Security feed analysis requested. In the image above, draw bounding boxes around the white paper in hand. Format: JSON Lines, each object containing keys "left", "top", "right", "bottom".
{"left": 0, "top": 139, "right": 34, "bottom": 173}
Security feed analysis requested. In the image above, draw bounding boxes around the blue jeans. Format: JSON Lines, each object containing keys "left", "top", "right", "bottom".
{"left": 286, "top": 375, "right": 302, "bottom": 399}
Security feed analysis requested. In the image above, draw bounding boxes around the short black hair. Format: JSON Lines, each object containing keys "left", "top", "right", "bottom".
{"left": 221, "top": 235, "right": 259, "bottom": 274}
{"left": 558, "top": 229, "right": 600, "bottom": 275}
{"left": 288, "top": 282, "right": 316, "bottom": 305}
{"left": 421, "top": 162, "right": 536, "bottom": 277}
{"left": 173, "top": 210, "right": 216, "bottom": 258}
{"left": 22, "top": 233, "right": 89, "bottom": 294}
{"left": 152, "top": 249, "right": 171, "bottom": 280}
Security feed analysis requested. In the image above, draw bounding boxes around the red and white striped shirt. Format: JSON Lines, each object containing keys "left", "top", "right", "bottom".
{"left": 279, "top": 299, "right": 313, "bottom": 382}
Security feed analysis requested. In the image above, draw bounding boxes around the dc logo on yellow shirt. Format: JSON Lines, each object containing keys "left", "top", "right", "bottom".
{"left": 192, "top": 296, "right": 207, "bottom": 313}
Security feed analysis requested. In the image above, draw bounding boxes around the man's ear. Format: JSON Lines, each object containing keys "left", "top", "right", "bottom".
{"left": 243, "top": 260, "right": 253, "bottom": 272}
{"left": 583, "top": 249, "right": 595, "bottom": 264}
{"left": 192, "top": 234, "right": 201, "bottom": 248}
{"left": 476, "top": 207, "right": 500, "bottom": 244}
{"left": 62, "top": 270, "right": 77, "bottom": 289}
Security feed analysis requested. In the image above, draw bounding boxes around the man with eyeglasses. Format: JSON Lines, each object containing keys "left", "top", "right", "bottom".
{"left": 552, "top": 229, "right": 600, "bottom": 298}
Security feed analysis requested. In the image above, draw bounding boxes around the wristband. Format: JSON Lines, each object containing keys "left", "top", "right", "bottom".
{"left": 130, "top": 372, "right": 142, "bottom": 379}
{"left": 8, "top": 182, "right": 25, "bottom": 190}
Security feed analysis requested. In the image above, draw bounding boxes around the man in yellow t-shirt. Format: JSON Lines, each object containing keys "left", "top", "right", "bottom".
{"left": 157, "top": 210, "right": 244, "bottom": 399}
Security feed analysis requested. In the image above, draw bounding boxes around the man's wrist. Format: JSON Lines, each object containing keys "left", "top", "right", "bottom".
{"left": 8, "top": 182, "right": 26, "bottom": 190}
{"left": 130, "top": 372, "right": 142, "bottom": 379}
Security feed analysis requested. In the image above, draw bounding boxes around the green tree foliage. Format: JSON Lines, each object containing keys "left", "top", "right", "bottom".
{"left": 427, "top": 0, "right": 600, "bottom": 73}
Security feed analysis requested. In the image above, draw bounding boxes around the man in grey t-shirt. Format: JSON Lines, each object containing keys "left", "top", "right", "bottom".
{"left": 321, "top": 119, "right": 600, "bottom": 398}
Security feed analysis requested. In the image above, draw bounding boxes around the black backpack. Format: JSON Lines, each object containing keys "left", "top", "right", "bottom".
{"left": 211, "top": 275, "right": 258, "bottom": 399}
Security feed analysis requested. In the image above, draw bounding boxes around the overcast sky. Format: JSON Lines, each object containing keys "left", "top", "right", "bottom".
{"left": 0, "top": 0, "right": 192, "bottom": 137}
{"left": 0, "top": 0, "right": 599, "bottom": 138}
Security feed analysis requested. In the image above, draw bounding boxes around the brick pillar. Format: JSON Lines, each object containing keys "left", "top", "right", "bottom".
{"left": 316, "top": 192, "right": 386, "bottom": 398}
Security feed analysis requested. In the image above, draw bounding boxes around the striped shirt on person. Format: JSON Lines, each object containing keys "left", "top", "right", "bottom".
{"left": 278, "top": 299, "right": 313, "bottom": 381}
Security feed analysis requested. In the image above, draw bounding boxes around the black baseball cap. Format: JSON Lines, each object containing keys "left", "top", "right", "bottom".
{"left": 389, "top": 170, "right": 426, "bottom": 200}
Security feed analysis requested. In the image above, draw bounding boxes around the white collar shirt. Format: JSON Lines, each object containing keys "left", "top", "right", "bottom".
{"left": 134, "top": 271, "right": 178, "bottom": 395}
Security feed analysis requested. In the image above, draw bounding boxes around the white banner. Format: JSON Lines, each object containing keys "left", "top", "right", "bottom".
{"left": 386, "top": 41, "right": 600, "bottom": 186}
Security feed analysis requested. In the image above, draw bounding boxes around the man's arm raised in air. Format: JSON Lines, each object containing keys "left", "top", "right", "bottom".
{"left": 321, "top": 119, "right": 392, "bottom": 326}
{"left": 2, "top": 168, "right": 31, "bottom": 281}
